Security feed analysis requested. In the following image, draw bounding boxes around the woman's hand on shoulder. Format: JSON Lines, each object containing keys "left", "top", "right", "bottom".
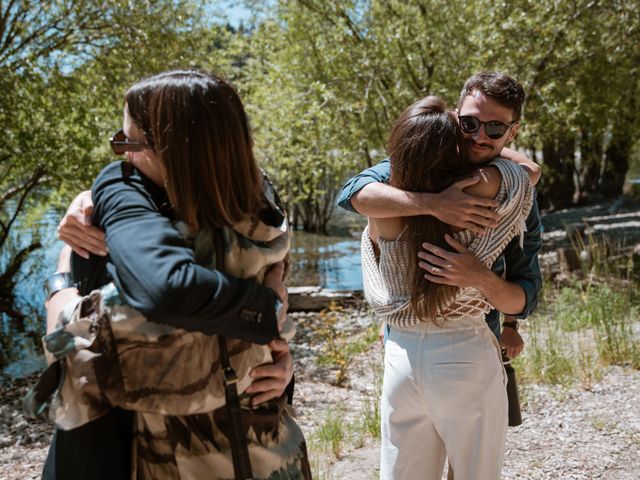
{"left": 58, "top": 190, "right": 107, "bottom": 259}
{"left": 500, "top": 147, "right": 542, "bottom": 186}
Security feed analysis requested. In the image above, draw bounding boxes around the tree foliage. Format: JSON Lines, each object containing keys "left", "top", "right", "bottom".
{"left": 240, "top": 0, "right": 640, "bottom": 224}
{"left": 0, "top": 0, "right": 232, "bottom": 328}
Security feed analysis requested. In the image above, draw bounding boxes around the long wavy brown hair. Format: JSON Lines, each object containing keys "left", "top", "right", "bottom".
{"left": 125, "top": 70, "right": 264, "bottom": 230}
{"left": 388, "top": 96, "right": 475, "bottom": 323}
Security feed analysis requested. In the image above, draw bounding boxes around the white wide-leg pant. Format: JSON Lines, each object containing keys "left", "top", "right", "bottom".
{"left": 380, "top": 317, "right": 508, "bottom": 480}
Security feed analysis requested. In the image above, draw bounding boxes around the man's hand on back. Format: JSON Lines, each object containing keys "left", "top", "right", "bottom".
{"left": 246, "top": 339, "right": 293, "bottom": 406}
{"left": 418, "top": 233, "right": 490, "bottom": 288}
{"left": 426, "top": 177, "right": 499, "bottom": 234}
{"left": 419, "top": 234, "right": 527, "bottom": 315}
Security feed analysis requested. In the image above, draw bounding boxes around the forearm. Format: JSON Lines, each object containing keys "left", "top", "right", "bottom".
{"left": 339, "top": 157, "right": 499, "bottom": 232}
{"left": 45, "top": 246, "right": 82, "bottom": 362}
{"left": 103, "top": 226, "right": 280, "bottom": 343}
{"left": 46, "top": 289, "right": 80, "bottom": 335}
{"left": 92, "top": 162, "right": 280, "bottom": 343}
{"left": 476, "top": 271, "right": 526, "bottom": 316}
{"left": 352, "top": 182, "right": 435, "bottom": 218}
{"left": 337, "top": 159, "right": 391, "bottom": 214}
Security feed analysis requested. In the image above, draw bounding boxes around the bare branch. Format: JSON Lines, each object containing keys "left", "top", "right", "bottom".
{"left": 0, "top": 240, "right": 41, "bottom": 288}
{"left": 0, "top": 167, "right": 46, "bottom": 250}
{"left": 0, "top": 1, "right": 113, "bottom": 71}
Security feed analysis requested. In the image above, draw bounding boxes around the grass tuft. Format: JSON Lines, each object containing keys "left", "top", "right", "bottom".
{"left": 517, "top": 237, "right": 640, "bottom": 388}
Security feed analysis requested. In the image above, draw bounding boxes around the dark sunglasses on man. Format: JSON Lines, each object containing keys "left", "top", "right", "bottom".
{"left": 458, "top": 115, "right": 516, "bottom": 140}
{"left": 110, "top": 129, "right": 149, "bottom": 155}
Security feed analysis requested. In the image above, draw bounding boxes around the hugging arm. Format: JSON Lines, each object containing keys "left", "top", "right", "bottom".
{"left": 420, "top": 234, "right": 529, "bottom": 315}
{"left": 90, "top": 162, "right": 281, "bottom": 344}
{"left": 337, "top": 159, "right": 499, "bottom": 233}
{"left": 500, "top": 147, "right": 542, "bottom": 185}
{"left": 419, "top": 164, "right": 540, "bottom": 315}
{"left": 500, "top": 197, "right": 543, "bottom": 318}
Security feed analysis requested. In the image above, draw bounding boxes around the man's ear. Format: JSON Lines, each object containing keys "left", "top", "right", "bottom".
{"left": 506, "top": 122, "right": 520, "bottom": 143}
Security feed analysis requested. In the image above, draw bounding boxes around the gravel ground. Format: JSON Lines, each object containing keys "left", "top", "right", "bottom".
{"left": 0, "top": 377, "right": 52, "bottom": 480}
{"left": 291, "top": 308, "right": 640, "bottom": 480}
{"left": 1, "top": 306, "right": 640, "bottom": 479}
{"left": 310, "top": 364, "right": 640, "bottom": 480}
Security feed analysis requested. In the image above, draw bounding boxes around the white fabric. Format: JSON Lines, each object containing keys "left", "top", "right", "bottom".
{"left": 380, "top": 318, "right": 508, "bottom": 480}
{"left": 363, "top": 159, "right": 532, "bottom": 479}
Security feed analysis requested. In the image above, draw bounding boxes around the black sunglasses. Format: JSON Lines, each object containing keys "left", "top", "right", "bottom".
{"left": 458, "top": 115, "right": 516, "bottom": 140}
{"left": 110, "top": 129, "right": 149, "bottom": 155}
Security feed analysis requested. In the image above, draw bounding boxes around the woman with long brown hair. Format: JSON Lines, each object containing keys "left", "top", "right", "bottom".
{"left": 34, "top": 70, "right": 311, "bottom": 479}
{"left": 362, "top": 95, "right": 538, "bottom": 479}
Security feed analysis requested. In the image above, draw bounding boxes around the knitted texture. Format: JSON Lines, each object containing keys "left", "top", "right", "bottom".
{"left": 362, "top": 158, "right": 534, "bottom": 328}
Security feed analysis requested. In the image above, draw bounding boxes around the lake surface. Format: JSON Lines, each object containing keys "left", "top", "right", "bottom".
{"left": 1, "top": 207, "right": 366, "bottom": 378}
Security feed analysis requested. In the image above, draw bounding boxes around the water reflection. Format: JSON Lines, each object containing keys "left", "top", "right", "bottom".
{"left": 289, "top": 232, "right": 362, "bottom": 290}
{"left": 1, "top": 205, "right": 64, "bottom": 378}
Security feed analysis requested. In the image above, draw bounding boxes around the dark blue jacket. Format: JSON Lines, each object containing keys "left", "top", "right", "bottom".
{"left": 337, "top": 158, "right": 542, "bottom": 339}
{"left": 91, "top": 161, "right": 281, "bottom": 343}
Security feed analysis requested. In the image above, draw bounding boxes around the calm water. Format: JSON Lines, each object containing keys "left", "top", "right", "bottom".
{"left": 289, "top": 232, "right": 363, "bottom": 290}
{"left": 1, "top": 207, "right": 366, "bottom": 378}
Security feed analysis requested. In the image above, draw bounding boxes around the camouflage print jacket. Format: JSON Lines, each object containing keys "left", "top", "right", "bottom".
{"left": 26, "top": 175, "right": 311, "bottom": 479}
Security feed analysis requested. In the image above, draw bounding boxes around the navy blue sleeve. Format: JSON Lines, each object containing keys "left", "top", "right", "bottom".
{"left": 90, "top": 162, "right": 279, "bottom": 345}
{"left": 336, "top": 158, "right": 391, "bottom": 213}
{"left": 501, "top": 196, "right": 543, "bottom": 319}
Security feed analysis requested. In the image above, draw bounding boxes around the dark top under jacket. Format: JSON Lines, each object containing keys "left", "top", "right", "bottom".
{"left": 336, "top": 157, "right": 543, "bottom": 339}
{"left": 43, "top": 162, "right": 285, "bottom": 480}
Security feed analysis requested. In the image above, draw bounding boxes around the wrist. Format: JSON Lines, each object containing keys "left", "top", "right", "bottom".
{"left": 267, "top": 288, "right": 284, "bottom": 316}
{"left": 470, "top": 266, "right": 497, "bottom": 293}
{"left": 414, "top": 191, "right": 437, "bottom": 217}
{"left": 503, "top": 319, "right": 519, "bottom": 331}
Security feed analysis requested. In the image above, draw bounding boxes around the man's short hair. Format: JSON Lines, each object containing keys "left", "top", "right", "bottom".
{"left": 458, "top": 72, "right": 525, "bottom": 121}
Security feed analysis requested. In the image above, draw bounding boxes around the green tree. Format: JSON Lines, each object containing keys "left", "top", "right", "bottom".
{"left": 1, "top": 0, "right": 115, "bottom": 328}
{"left": 458, "top": 0, "right": 640, "bottom": 208}
{"left": 242, "top": 0, "right": 476, "bottom": 232}
{"left": 0, "top": 0, "right": 232, "bottom": 336}
{"left": 241, "top": 0, "right": 640, "bottom": 216}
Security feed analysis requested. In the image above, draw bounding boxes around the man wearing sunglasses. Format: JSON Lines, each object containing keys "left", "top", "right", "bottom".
{"left": 338, "top": 71, "right": 541, "bottom": 357}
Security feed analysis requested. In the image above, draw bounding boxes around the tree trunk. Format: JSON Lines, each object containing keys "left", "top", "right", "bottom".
{"left": 577, "top": 129, "right": 603, "bottom": 202}
{"left": 540, "top": 134, "right": 576, "bottom": 210}
{"left": 600, "top": 130, "right": 631, "bottom": 199}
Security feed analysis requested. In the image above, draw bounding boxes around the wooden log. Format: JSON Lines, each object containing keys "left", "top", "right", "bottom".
{"left": 564, "top": 222, "right": 586, "bottom": 240}
{"left": 288, "top": 286, "right": 362, "bottom": 311}
{"left": 556, "top": 247, "right": 582, "bottom": 273}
